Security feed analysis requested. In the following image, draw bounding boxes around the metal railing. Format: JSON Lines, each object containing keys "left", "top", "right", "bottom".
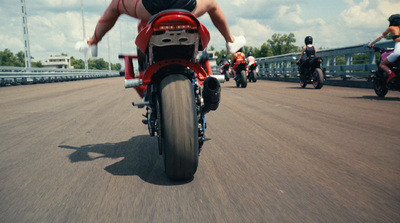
{"left": 0, "top": 67, "right": 120, "bottom": 86}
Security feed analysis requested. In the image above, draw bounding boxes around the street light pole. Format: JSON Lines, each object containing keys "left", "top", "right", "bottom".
{"left": 20, "top": 0, "right": 32, "bottom": 68}
{"left": 81, "top": 0, "right": 88, "bottom": 70}
{"left": 106, "top": 0, "right": 112, "bottom": 71}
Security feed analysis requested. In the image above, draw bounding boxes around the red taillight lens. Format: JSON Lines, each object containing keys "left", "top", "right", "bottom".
{"left": 158, "top": 25, "right": 193, "bottom": 30}
{"left": 159, "top": 25, "right": 175, "bottom": 30}
{"left": 176, "top": 25, "right": 192, "bottom": 29}
{"left": 154, "top": 15, "right": 197, "bottom": 31}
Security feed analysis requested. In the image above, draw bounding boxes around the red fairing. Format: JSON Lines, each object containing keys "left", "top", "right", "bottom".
{"left": 135, "top": 11, "right": 210, "bottom": 53}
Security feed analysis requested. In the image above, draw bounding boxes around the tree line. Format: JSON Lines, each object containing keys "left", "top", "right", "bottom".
{"left": 214, "top": 33, "right": 302, "bottom": 64}
{"left": 0, "top": 49, "right": 122, "bottom": 71}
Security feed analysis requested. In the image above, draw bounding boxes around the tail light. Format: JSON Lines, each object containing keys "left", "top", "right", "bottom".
{"left": 159, "top": 25, "right": 192, "bottom": 30}
{"left": 154, "top": 15, "right": 198, "bottom": 31}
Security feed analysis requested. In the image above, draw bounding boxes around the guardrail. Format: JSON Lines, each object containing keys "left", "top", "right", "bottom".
{"left": 0, "top": 67, "right": 120, "bottom": 86}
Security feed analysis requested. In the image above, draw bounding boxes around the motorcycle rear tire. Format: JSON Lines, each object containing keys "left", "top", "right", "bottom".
{"left": 240, "top": 70, "right": 247, "bottom": 88}
{"left": 299, "top": 75, "right": 307, "bottom": 88}
{"left": 252, "top": 71, "right": 257, "bottom": 82}
{"left": 373, "top": 75, "right": 388, "bottom": 97}
{"left": 159, "top": 74, "right": 198, "bottom": 180}
{"left": 225, "top": 70, "right": 230, "bottom": 82}
{"left": 313, "top": 68, "right": 324, "bottom": 89}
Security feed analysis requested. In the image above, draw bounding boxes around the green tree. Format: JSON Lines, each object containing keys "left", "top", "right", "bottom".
{"left": 32, "top": 61, "right": 44, "bottom": 67}
{"left": 112, "top": 63, "right": 122, "bottom": 71}
{"left": 88, "top": 58, "right": 108, "bottom": 70}
{"left": 267, "top": 33, "right": 300, "bottom": 56}
{"left": 257, "top": 43, "right": 271, "bottom": 58}
{"left": 0, "top": 49, "right": 24, "bottom": 67}
{"left": 16, "top": 51, "right": 25, "bottom": 66}
{"left": 71, "top": 57, "right": 85, "bottom": 69}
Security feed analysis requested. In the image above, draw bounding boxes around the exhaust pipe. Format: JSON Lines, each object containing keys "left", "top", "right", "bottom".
{"left": 125, "top": 79, "right": 142, "bottom": 88}
{"left": 211, "top": 74, "right": 225, "bottom": 83}
{"left": 202, "top": 76, "right": 221, "bottom": 113}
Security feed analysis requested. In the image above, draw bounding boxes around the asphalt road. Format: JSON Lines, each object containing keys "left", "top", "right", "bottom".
{"left": 1, "top": 77, "right": 399, "bottom": 223}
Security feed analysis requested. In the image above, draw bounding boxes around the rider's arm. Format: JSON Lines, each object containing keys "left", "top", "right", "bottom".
{"left": 369, "top": 27, "right": 392, "bottom": 48}
{"left": 298, "top": 47, "right": 305, "bottom": 63}
{"left": 88, "top": 0, "right": 121, "bottom": 45}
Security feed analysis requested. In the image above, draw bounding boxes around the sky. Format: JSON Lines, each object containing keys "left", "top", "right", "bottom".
{"left": 0, "top": 0, "right": 399, "bottom": 65}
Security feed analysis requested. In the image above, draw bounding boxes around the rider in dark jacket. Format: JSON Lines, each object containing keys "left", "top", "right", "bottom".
{"left": 297, "top": 36, "right": 317, "bottom": 76}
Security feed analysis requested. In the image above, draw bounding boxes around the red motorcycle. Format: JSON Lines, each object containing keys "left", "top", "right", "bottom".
{"left": 120, "top": 10, "right": 222, "bottom": 180}
{"left": 219, "top": 60, "right": 230, "bottom": 81}
{"left": 372, "top": 46, "right": 400, "bottom": 97}
{"left": 247, "top": 62, "right": 257, "bottom": 82}
{"left": 233, "top": 60, "right": 247, "bottom": 88}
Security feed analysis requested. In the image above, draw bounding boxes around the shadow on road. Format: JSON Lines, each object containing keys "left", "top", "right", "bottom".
{"left": 59, "top": 135, "right": 192, "bottom": 185}
{"left": 286, "top": 86, "right": 315, "bottom": 90}
{"left": 346, "top": 96, "right": 400, "bottom": 101}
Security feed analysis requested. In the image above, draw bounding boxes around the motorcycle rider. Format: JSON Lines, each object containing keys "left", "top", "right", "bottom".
{"left": 247, "top": 51, "right": 256, "bottom": 66}
{"left": 232, "top": 48, "right": 246, "bottom": 80}
{"left": 369, "top": 14, "right": 400, "bottom": 83}
{"left": 297, "top": 36, "right": 317, "bottom": 76}
{"left": 247, "top": 51, "right": 257, "bottom": 76}
{"left": 86, "top": 0, "right": 245, "bottom": 55}
{"left": 219, "top": 54, "right": 229, "bottom": 65}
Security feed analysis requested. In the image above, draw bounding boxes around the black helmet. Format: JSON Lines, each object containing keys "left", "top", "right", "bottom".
{"left": 304, "top": 36, "right": 313, "bottom": 45}
{"left": 237, "top": 47, "right": 243, "bottom": 53}
{"left": 388, "top": 14, "right": 400, "bottom": 26}
{"left": 222, "top": 54, "right": 226, "bottom": 59}
{"left": 247, "top": 52, "right": 253, "bottom": 57}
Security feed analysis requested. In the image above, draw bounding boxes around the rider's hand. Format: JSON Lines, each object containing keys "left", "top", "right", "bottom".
{"left": 87, "top": 37, "right": 96, "bottom": 46}
{"left": 369, "top": 43, "right": 374, "bottom": 49}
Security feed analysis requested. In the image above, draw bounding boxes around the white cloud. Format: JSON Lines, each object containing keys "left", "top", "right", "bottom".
{"left": 38, "top": 0, "right": 81, "bottom": 7}
{"left": 231, "top": 0, "right": 248, "bottom": 7}
{"left": 339, "top": 0, "right": 380, "bottom": 28}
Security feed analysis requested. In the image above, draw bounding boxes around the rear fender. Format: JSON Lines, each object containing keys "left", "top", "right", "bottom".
{"left": 310, "top": 57, "right": 323, "bottom": 68}
{"left": 135, "top": 11, "right": 210, "bottom": 53}
{"left": 142, "top": 59, "right": 208, "bottom": 86}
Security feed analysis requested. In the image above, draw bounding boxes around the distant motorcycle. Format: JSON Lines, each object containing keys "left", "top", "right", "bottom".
{"left": 234, "top": 60, "right": 247, "bottom": 88}
{"left": 371, "top": 46, "right": 400, "bottom": 97}
{"left": 219, "top": 60, "right": 230, "bottom": 81}
{"left": 296, "top": 57, "right": 325, "bottom": 89}
{"left": 247, "top": 62, "right": 257, "bottom": 82}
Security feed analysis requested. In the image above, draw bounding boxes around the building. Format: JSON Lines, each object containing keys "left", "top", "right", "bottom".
{"left": 197, "top": 50, "right": 218, "bottom": 67}
{"left": 206, "top": 50, "right": 218, "bottom": 67}
{"left": 43, "top": 56, "right": 72, "bottom": 69}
